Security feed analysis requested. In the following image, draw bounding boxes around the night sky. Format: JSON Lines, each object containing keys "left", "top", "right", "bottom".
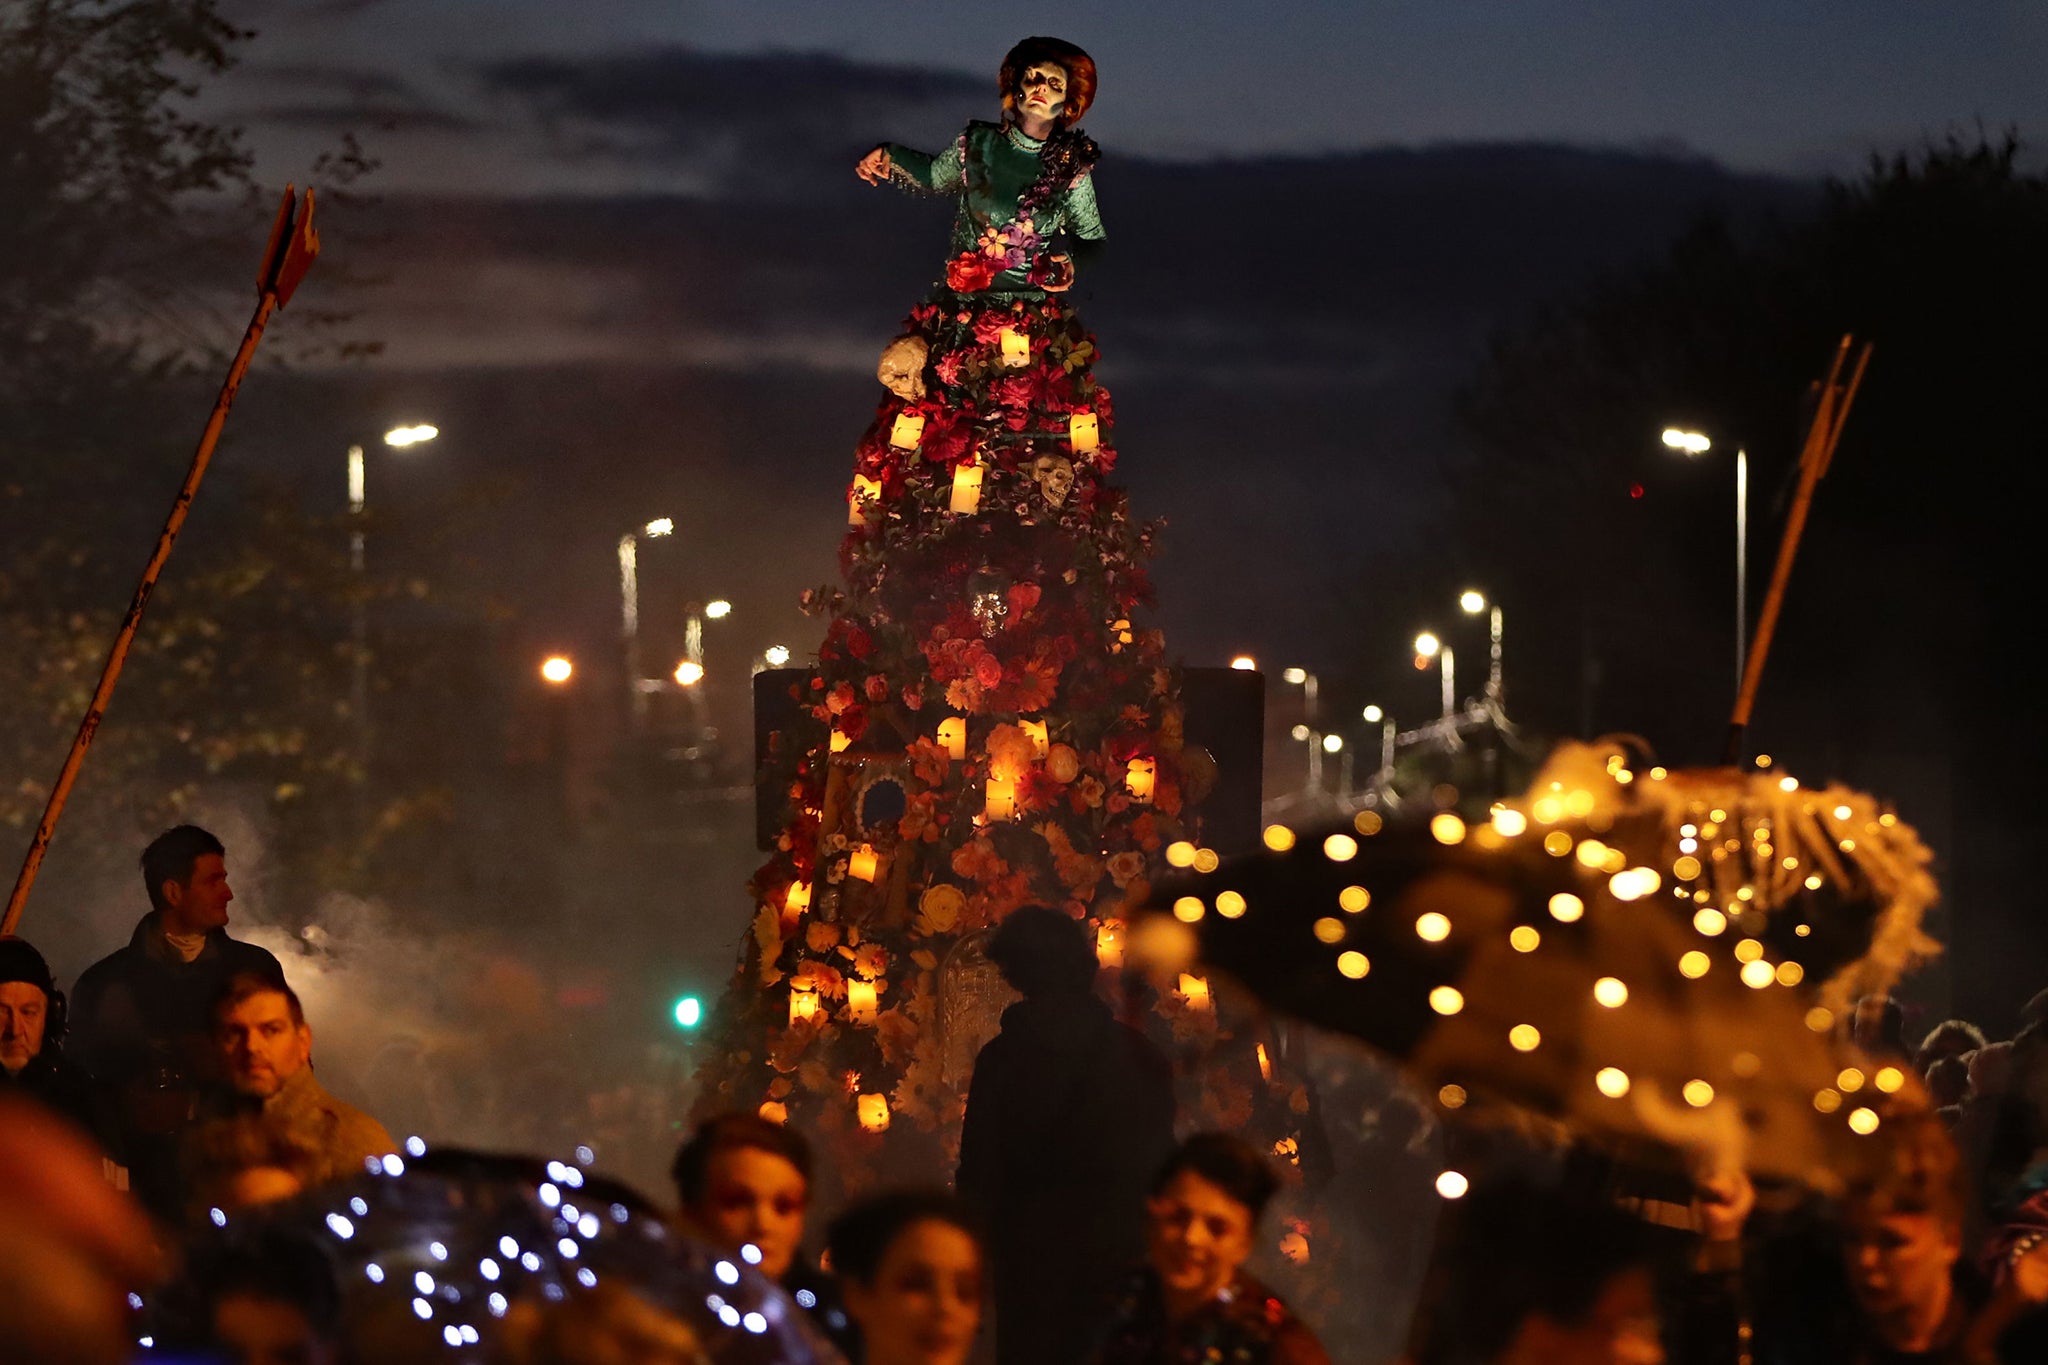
{"left": 199, "top": 0, "right": 2045, "bottom": 768}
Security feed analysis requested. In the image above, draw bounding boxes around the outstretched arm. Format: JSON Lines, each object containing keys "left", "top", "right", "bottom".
{"left": 855, "top": 133, "right": 966, "bottom": 195}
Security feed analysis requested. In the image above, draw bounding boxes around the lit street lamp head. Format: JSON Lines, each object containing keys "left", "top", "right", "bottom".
{"left": 1661, "top": 427, "right": 1712, "bottom": 455}
{"left": 1321, "top": 733, "right": 1344, "bottom": 754}
{"left": 763, "top": 645, "right": 792, "bottom": 668}
{"left": 1459, "top": 590, "right": 1487, "bottom": 614}
{"left": 704, "top": 599, "right": 733, "bottom": 620}
{"left": 1229, "top": 654, "right": 1257, "bottom": 672}
{"left": 540, "top": 656, "right": 573, "bottom": 685}
{"left": 643, "top": 517, "right": 674, "bottom": 538}
{"left": 1282, "top": 667, "right": 1308, "bottom": 685}
{"left": 384, "top": 424, "right": 438, "bottom": 448}
{"left": 1290, "top": 724, "right": 1311, "bottom": 742}
{"left": 1362, "top": 704, "right": 1383, "bottom": 723}
{"left": 674, "top": 660, "right": 705, "bottom": 686}
{"left": 1414, "top": 632, "right": 1442, "bottom": 658}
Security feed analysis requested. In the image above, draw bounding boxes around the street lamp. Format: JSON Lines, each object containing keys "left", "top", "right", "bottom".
{"left": 1414, "top": 632, "right": 1455, "bottom": 720}
{"left": 1460, "top": 589, "right": 1504, "bottom": 702}
{"left": 674, "top": 660, "right": 705, "bottom": 687}
{"left": 1229, "top": 654, "right": 1257, "bottom": 672}
{"left": 540, "top": 655, "right": 574, "bottom": 685}
{"left": 1363, "top": 704, "right": 1395, "bottom": 784}
{"left": 618, "top": 516, "right": 673, "bottom": 727}
{"left": 763, "top": 645, "right": 792, "bottom": 668}
{"left": 1662, "top": 426, "right": 1748, "bottom": 695}
{"left": 347, "top": 422, "right": 439, "bottom": 773}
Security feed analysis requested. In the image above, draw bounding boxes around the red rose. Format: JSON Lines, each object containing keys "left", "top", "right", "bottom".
{"left": 946, "top": 253, "right": 998, "bottom": 292}
{"left": 1007, "top": 583, "right": 1042, "bottom": 616}
{"left": 844, "top": 623, "right": 873, "bottom": 660}
{"left": 972, "top": 651, "right": 1005, "bottom": 689}
{"left": 901, "top": 684, "right": 924, "bottom": 711}
{"left": 839, "top": 705, "right": 868, "bottom": 741}
{"left": 863, "top": 674, "right": 890, "bottom": 703}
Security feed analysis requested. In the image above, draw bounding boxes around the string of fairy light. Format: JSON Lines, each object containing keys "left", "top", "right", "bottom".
{"left": 1150, "top": 752, "right": 1923, "bottom": 1201}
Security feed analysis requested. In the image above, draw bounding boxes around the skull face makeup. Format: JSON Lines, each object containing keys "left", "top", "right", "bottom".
{"left": 877, "top": 335, "right": 928, "bottom": 400}
{"left": 1016, "top": 62, "right": 1069, "bottom": 125}
{"left": 1032, "top": 454, "right": 1075, "bottom": 506}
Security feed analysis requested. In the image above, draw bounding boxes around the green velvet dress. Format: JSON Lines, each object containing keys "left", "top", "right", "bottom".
{"left": 885, "top": 120, "right": 1105, "bottom": 296}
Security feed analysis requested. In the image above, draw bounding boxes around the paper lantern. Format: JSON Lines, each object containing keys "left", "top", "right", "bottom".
{"left": 1069, "top": 411, "right": 1100, "bottom": 451}
{"left": 857, "top": 1093, "right": 891, "bottom": 1132}
{"left": 788, "top": 988, "right": 819, "bottom": 1026}
{"left": 985, "top": 777, "right": 1016, "bottom": 821}
{"left": 889, "top": 412, "right": 925, "bottom": 449}
{"left": 830, "top": 729, "right": 851, "bottom": 753}
{"left": 848, "top": 475, "right": 882, "bottom": 525}
{"left": 1125, "top": 757, "right": 1156, "bottom": 801}
{"left": 785, "top": 882, "right": 811, "bottom": 915}
{"left": 1019, "top": 717, "right": 1049, "bottom": 757}
{"left": 948, "top": 459, "right": 985, "bottom": 515}
{"left": 937, "top": 717, "right": 967, "bottom": 761}
{"left": 1179, "top": 973, "right": 1212, "bottom": 1011}
{"left": 999, "top": 328, "right": 1029, "bottom": 367}
{"left": 846, "top": 979, "right": 878, "bottom": 1024}
{"left": 1095, "top": 921, "right": 1124, "bottom": 969}
{"left": 848, "top": 844, "right": 880, "bottom": 882}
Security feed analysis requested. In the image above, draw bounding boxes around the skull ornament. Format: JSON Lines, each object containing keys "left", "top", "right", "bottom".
{"left": 1032, "top": 454, "right": 1076, "bottom": 507}
{"left": 876, "top": 335, "right": 928, "bottom": 400}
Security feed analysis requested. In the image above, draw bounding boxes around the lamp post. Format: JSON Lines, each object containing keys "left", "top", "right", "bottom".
{"left": 1662, "top": 427, "right": 1748, "bottom": 696}
{"left": 1415, "top": 632, "right": 1454, "bottom": 720}
{"left": 539, "top": 654, "right": 575, "bottom": 827}
{"left": 1459, "top": 590, "right": 1504, "bottom": 703}
{"left": 347, "top": 423, "right": 438, "bottom": 772}
{"left": 618, "top": 517, "right": 673, "bottom": 728}
{"left": 1363, "top": 704, "right": 1395, "bottom": 786}
{"left": 1282, "top": 666, "right": 1321, "bottom": 793}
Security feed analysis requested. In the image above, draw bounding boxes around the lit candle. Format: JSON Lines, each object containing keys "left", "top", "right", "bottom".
{"left": 948, "top": 458, "right": 985, "bottom": 515}
{"left": 788, "top": 988, "right": 819, "bottom": 1026}
{"left": 846, "top": 979, "right": 878, "bottom": 1024}
{"left": 937, "top": 717, "right": 967, "bottom": 761}
{"left": 999, "top": 328, "right": 1029, "bottom": 367}
{"left": 758, "top": 1100, "right": 789, "bottom": 1124}
{"left": 1019, "top": 717, "right": 1049, "bottom": 757}
{"left": 1125, "top": 757, "right": 1156, "bottom": 801}
{"left": 1069, "top": 412, "right": 1100, "bottom": 451}
{"left": 1095, "top": 921, "right": 1124, "bottom": 969}
{"left": 1179, "top": 973, "right": 1212, "bottom": 1011}
{"left": 830, "top": 729, "right": 851, "bottom": 753}
{"left": 985, "top": 777, "right": 1016, "bottom": 821}
{"left": 785, "top": 882, "right": 812, "bottom": 915}
{"left": 857, "top": 1092, "right": 891, "bottom": 1132}
{"left": 889, "top": 412, "right": 925, "bottom": 449}
{"left": 848, "top": 844, "right": 880, "bottom": 882}
{"left": 1257, "top": 1043, "right": 1273, "bottom": 1081}
{"left": 848, "top": 474, "right": 881, "bottom": 525}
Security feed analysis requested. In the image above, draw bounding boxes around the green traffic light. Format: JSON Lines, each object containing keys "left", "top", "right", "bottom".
{"left": 673, "top": 995, "right": 704, "bottom": 1028}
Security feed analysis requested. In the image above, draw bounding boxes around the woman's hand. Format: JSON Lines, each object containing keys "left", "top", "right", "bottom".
{"left": 855, "top": 146, "right": 894, "bottom": 185}
{"left": 1039, "top": 252, "right": 1075, "bottom": 293}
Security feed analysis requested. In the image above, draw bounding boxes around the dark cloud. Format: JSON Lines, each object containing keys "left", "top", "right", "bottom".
{"left": 230, "top": 102, "right": 478, "bottom": 134}
{"left": 472, "top": 46, "right": 985, "bottom": 194}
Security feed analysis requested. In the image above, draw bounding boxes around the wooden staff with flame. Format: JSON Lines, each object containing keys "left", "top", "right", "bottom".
{"left": 1, "top": 188, "right": 320, "bottom": 936}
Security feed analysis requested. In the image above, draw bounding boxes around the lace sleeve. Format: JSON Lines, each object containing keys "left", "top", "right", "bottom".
{"left": 886, "top": 130, "right": 968, "bottom": 196}
{"left": 1062, "top": 170, "right": 1105, "bottom": 240}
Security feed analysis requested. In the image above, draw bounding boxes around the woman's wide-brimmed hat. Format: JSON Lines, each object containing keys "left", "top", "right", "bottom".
{"left": 1000, "top": 36, "right": 1096, "bottom": 125}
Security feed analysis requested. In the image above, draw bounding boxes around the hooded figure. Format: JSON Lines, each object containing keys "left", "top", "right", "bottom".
{"left": 956, "top": 906, "right": 1175, "bottom": 1365}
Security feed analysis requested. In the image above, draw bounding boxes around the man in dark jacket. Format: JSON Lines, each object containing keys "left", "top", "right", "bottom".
{"left": 0, "top": 935, "right": 115, "bottom": 1157}
{"left": 957, "top": 905, "right": 1176, "bottom": 1365}
{"left": 70, "top": 824, "right": 284, "bottom": 1219}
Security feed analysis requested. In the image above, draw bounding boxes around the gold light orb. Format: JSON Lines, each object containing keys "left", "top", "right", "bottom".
{"left": 1593, "top": 977, "right": 1628, "bottom": 1008}
{"left": 1262, "top": 825, "right": 1296, "bottom": 852}
{"left": 1509, "top": 926, "right": 1541, "bottom": 953}
{"left": 1323, "top": 833, "right": 1359, "bottom": 862}
{"left": 1814, "top": 1088, "right": 1843, "bottom": 1113}
{"left": 1548, "top": 893, "right": 1585, "bottom": 923}
{"left": 1338, "top": 885, "right": 1371, "bottom": 914}
{"left": 1313, "top": 917, "right": 1345, "bottom": 944}
{"left": 1509, "top": 1024, "right": 1542, "bottom": 1052}
{"left": 1683, "top": 1080, "right": 1715, "bottom": 1108}
{"left": 1837, "top": 1068, "right": 1865, "bottom": 1092}
{"left": 1543, "top": 830, "right": 1573, "bottom": 856}
{"left": 1693, "top": 908, "right": 1729, "bottom": 936}
{"left": 1416, "top": 912, "right": 1452, "bottom": 942}
{"left": 1595, "top": 1067, "right": 1631, "bottom": 1098}
{"left": 1215, "top": 890, "right": 1248, "bottom": 919}
{"left": 1430, "top": 813, "right": 1467, "bottom": 846}
{"left": 1166, "top": 841, "right": 1197, "bottom": 868}
{"left": 1679, "top": 951, "right": 1711, "bottom": 979}
{"left": 1806, "top": 1006, "right": 1835, "bottom": 1033}
{"left": 1438, "top": 1084, "right": 1467, "bottom": 1109}
{"left": 1435, "top": 1170, "right": 1469, "bottom": 1199}
{"left": 1491, "top": 807, "right": 1528, "bottom": 837}
{"left": 1429, "top": 986, "right": 1465, "bottom": 1015}
{"left": 1337, "top": 951, "right": 1371, "bottom": 979}
{"left": 1848, "top": 1107, "right": 1881, "bottom": 1135}
{"left": 1740, "top": 959, "right": 1775, "bottom": 989}
{"left": 1193, "top": 849, "right": 1222, "bottom": 874}
{"left": 1734, "top": 938, "right": 1764, "bottom": 963}
{"left": 1353, "top": 810, "right": 1384, "bottom": 836}
{"left": 1173, "top": 897, "right": 1206, "bottom": 923}
{"left": 1775, "top": 961, "right": 1805, "bottom": 987}
{"left": 1875, "top": 1066, "right": 1905, "bottom": 1093}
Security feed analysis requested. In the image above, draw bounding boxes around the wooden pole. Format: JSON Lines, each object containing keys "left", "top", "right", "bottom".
{"left": 1, "top": 188, "right": 319, "bottom": 936}
{"left": 1720, "top": 336, "right": 1872, "bottom": 765}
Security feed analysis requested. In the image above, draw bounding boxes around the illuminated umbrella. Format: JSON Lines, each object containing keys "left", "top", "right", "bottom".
{"left": 1139, "top": 744, "right": 1934, "bottom": 1193}
{"left": 148, "top": 1146, "right": 844, "bottom": 1364}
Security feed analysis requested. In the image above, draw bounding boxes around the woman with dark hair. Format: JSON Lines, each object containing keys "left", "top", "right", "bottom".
{"left": 826, "top": 1190, "right": 983, "bottom": 1365}
{"left": 1095, "top": 1133, "right": 1331, "bottom": 1365}
{"left": 672, "top": 1111, "right": 815, "bottom": 1282}
{"left": 855, "top": 36, "right": 1103, "bottom": 296}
